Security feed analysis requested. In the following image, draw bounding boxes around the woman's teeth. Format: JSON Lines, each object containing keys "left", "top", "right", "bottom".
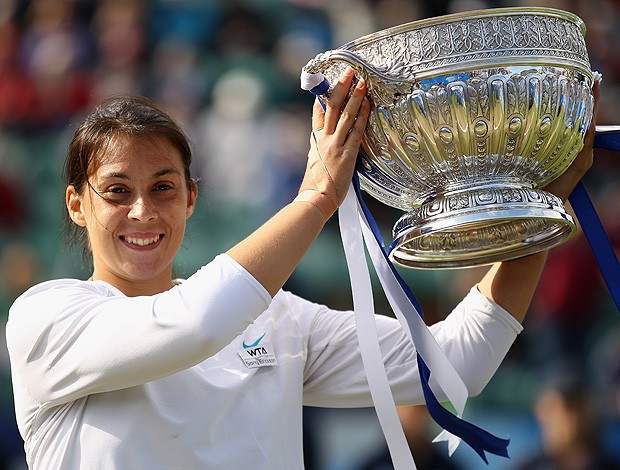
{"left": 124, "top": 235, "right": 160, "bottom": 246}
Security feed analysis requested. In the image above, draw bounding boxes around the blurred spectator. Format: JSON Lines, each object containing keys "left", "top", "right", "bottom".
{"left": 18, "top": 0, "right": 95, "bottom": 129}
{"left": 89, "top": 0, "right": 148, "bottom": 104}
{"left": 149, "top": 37, "right": 205, "bottom": 130}
{"left": 1, "top": 242, "right": 41, "bottom": 470}
{"left": 271, "top": 7, "right": 332, "bottom": 104}
{"left": 194, "top": 66, "right": 274, "bottom": 221}
{"left": 591, "top": 179, "right": 620, "bottom": 417}
{"left": 148, "top": 0, "right": 217, "bottom": 127}
{"left": 512, "top": 367, "right": 620, "bottom": 470}
{"left": 359, "top": 405, "right": 463, "bottom": 470}
{"left": 0, "top": 21, "right": 36, "bottom": 128}
{"left": 150, "top": 0, "right": 220, "bottom": 47}
{"left": 524, "top": 229, "right": 603, "bottom": 374}
{"left": 0, "top": 174, "right": 25, "bottom": 232}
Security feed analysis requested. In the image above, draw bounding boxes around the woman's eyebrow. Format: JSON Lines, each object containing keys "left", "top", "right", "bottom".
{"left": 99, "top": 168, "right": 182, "bottom": 180}
{"left": 153, "top": 168, "right": 182, "bottom": 178}
{"left": 100, "top": 171, "right": 129, "bottom": 180}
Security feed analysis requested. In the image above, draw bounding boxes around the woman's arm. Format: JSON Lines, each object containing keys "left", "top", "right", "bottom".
{"left": 227, "top": 68, "right": 370, "bottom": 296}
{"left": 298, "top": 286, "right": 522, "bottom": 407}
{"left": 478, "top": 80, "right": 600, "bottom": 323}
{"left": 6, "top": 255, "right": 273, "bottom": 403}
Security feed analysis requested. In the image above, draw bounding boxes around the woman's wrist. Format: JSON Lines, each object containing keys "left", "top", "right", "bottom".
{"left": 292, "top": 189, "right": 338, "bottom": 222}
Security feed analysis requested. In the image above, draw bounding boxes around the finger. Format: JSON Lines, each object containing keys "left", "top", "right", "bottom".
{"left": 591, "top": 80, "right": 600, "bottom": 127}
{"left": 333, "top": 78, "right": 368, "bottom": 144}
{"left": 346, "top": 96, "right": 371, "bottom": 146}
{"left": 312, "top": 98, "right": 326, "bottom": 132}
{"left": 584, "top": 80, "right": 600, "bottom": 148}
{"left": 592, "top": 78, "right": 601, "bottom": 114}
{"left": 323, "top": 67, "right": 355, "bottom": 133}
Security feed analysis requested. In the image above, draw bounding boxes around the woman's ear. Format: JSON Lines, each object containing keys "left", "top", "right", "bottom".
{"left": 186, "top": 180, "right": 198, "bottom": 219}
{"left": 66, "top": 185, "right": 87, "bottom": 227}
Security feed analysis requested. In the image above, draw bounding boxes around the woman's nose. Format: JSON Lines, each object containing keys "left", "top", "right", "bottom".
{"left": 128, "top": 196, "right": 157, "bottom": 221}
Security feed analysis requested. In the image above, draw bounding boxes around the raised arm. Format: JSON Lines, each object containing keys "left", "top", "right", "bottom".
{"left": 227, "top": 68, "right": 370, "bottom": 296}
{"left": 478, "top": 80, "right": 600, "bottom": 323}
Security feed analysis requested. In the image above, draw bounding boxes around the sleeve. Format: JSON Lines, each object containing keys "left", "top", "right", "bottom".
{"left": 300, "top": 286, "right": 522, "bottom": 408}
{"left": 6, "top": 254, "right": 271, "bottom": 404}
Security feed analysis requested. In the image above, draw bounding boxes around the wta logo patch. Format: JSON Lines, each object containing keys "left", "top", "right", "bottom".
{"left": 238, "top": 333, "right": 277, "bottom": 369}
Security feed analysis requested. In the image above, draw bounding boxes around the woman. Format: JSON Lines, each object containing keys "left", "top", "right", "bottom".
{"left": 6, "top": 69, "right": 599, "bottom": 469}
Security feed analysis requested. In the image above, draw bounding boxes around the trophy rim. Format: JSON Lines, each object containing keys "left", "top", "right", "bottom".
{"left": 340, "top": 7, "right": 587, "bottom": 52}
{"left": 389, "top": 203, "right": 577, "bottom": 269}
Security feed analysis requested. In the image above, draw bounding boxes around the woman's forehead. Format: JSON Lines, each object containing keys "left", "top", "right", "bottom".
{"left": 94, "top": 134, "right": 183, "bottom": 172}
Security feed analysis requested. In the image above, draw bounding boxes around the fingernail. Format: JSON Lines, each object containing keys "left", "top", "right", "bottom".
{"left": 593, "top": 70, "right": 603, "bottom": 83}
{"left": 356, "top": 78, "right": 366, "bottom": 90}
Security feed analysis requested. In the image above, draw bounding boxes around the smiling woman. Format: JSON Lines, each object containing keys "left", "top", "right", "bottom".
{"left": 4, "top": 76, "right": 599, "bottom": 469}
{"left": 62, "top": 96, "right": 198, "bottom": 296}
{"left": 66, "top": 132, "right": 197, "bottom": 296}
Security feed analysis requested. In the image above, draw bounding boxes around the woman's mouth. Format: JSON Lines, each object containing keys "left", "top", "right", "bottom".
{"left": 121, "top": 234, "right": 163, "bottom": 247}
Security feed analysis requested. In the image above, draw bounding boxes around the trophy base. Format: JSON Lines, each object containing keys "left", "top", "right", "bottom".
{"left": 389, "top": 185, "right": 576, "bottom": 269}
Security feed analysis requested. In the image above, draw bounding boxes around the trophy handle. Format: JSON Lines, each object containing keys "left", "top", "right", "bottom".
{"left": 302, "top": 49, "right": 415, "bottom": 107}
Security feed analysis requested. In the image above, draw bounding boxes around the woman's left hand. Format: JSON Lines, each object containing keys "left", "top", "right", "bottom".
{"left": 297, "top": 67, "right": 371, "bottom": 219}
{"left": 544, "top": 79, "right": 600, "bottom": 202}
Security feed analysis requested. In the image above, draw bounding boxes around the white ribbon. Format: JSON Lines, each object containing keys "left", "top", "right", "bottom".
{"left": 300, "top": 70, "right": 326, "bottom": 92}
{"left": 339, "top": 184, "right": 417, "bottom": 470}
{"left": 355, "top": 192, "right": 467, "bottom": 455}
{"left": 339, "top": 183, "right": 472, "bottom": 462}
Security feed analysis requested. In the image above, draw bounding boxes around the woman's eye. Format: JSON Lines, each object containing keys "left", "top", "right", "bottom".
{"left": 100, "top": 186, "right": 130, "bottom": 202}
{"left": 154, "top": 183, "right": 173, "bottom": 191}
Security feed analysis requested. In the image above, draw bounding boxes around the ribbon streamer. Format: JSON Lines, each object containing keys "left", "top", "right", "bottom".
{"left": 570, "top": 126, "right": 620, "bottom": 311}
{"left": 351, "top": 173, "right": 510, "bottom": 462}
{"left": 339, "top": 185, "right": 418, "bottom": 470}
{"left": 594, "top": 125, "right": 620, "bottom": 150}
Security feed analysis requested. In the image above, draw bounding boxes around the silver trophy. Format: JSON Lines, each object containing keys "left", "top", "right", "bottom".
{"left": 302, "top": 7, "right": 595, "bottom": 269}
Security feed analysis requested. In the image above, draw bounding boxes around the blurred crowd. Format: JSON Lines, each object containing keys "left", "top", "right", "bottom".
{"left": 1, "top": 0, "right": 620, "bottom": 468}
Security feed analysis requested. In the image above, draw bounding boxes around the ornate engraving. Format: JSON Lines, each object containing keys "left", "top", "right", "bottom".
{"left": 396, "top": 219, "right": 553, "bottom": 254}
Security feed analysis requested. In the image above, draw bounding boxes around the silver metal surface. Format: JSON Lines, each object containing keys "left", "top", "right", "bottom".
{"left": 303, "top": 7, "right": 594, "bottom": 269}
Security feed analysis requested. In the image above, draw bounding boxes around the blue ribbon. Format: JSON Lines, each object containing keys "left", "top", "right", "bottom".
{"left": 594, "top": 128, "right": 620, "bottom": 151}
{"left": 310, "top": 80, "right": 330, "bottom": 96}
{"left": 570, "top": 130, "right": 620, "bottom": 311}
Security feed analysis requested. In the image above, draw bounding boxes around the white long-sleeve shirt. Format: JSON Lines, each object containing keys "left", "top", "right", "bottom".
{"left": 6, "top": 254, "right": 522, "bottom": 469}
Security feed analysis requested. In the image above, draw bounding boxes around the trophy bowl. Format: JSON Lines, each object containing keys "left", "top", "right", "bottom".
{"left": 302, "top": 7, "right": 595, "bottom": 269}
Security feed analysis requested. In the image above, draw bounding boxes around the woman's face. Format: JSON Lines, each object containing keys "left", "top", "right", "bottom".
{"left": 66, "top": 134, "right": 197, "bottom": 295}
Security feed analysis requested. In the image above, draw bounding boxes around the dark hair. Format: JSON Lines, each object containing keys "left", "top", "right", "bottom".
{"left": 63, "top": 95, "right": 194, "bottom": 255}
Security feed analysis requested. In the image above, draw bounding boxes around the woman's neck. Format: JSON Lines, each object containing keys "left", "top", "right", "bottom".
{"left": 89, "top": 271, "right": 176, "bottom": 296}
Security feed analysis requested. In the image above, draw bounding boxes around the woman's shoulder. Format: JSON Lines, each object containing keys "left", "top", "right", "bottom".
{"left": 271, "top": 289, "right": 326, "bottom": 313}
{"left": 270, "top": 289, "right": 360, "bottom": 330}
{"left": 11, "top": 278, "right": 123, "bottom": 313}
{"left": 5, "top": 280, "right": 122, "bottom": 347}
